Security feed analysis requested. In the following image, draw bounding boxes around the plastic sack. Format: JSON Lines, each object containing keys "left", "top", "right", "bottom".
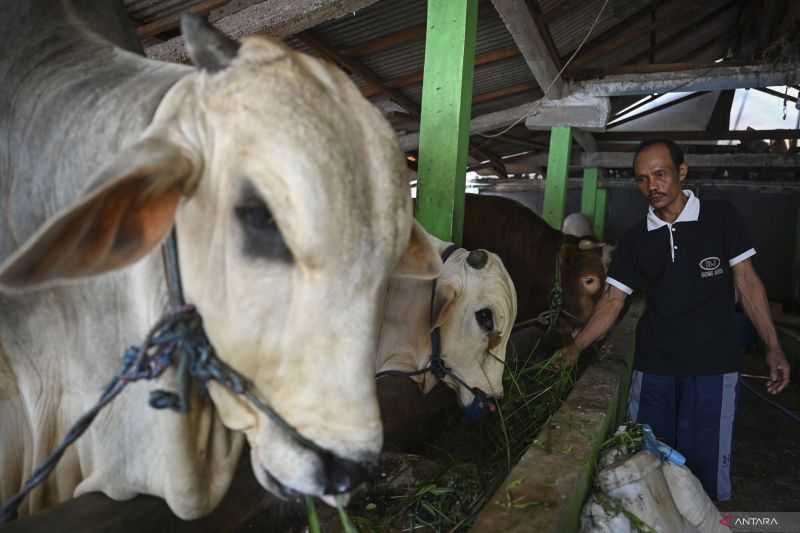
{"left": 662, "top": 462, "right": 728, "bottom": 533}
{"left": 595, "top": 451, "right": 697, "bottom": 533}
{"left": 580, "top": 494, "right": 632, "bottom": 533}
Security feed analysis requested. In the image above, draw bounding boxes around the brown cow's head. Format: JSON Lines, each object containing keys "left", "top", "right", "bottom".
{"left": 559, "top": 238, "right": 614, "bottom": 326}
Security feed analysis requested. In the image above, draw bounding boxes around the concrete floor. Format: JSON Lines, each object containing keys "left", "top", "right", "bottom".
{"left": 718, "top": 349, "right": 800, "bottom": 513}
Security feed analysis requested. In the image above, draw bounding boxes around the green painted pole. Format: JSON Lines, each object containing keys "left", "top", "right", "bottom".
{"left": 415, "top": 0, "right": 478, "bottom": 245}
{"left": 542, "top": 126, "right": 572, "bottom": 230}
{"left": 594, "top": 187, "right": 608, "bottom": 240}
{"left": 581, "top": 167, "right": 599, "bottom": 224}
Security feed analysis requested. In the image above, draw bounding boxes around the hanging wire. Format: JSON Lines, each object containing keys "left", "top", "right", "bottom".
{"left": 478, "top": 0, "right": 611, "bottom": 140}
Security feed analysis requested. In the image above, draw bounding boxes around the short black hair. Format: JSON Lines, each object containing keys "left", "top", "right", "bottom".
{"left": 633, "top": 140, "right": 685, "bottom": 172}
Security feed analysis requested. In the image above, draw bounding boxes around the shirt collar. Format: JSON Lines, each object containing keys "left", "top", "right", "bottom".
{"left": 646, "top": 189, "right": 699, "bottom": 231}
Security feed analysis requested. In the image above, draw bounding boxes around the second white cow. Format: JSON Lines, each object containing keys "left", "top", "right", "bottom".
{"left": 376, "top": 229, "right": 517, "bottom": 416}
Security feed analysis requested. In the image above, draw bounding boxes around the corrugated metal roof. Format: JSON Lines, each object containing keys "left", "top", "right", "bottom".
{"left": 472, "top": 91, "right": 540, "bottom": 117}
{"left": 544, "top": 0, "right": 645, "bottom": 56}
{"left": 315, "top": 0, "right": 427, "bottom": 49}
{"left": 321, "top": 3, "right": 522, "bottom": 108}
{"left": 124, "top": 0, "right": 747, "bottom": 159}
{"left": 124, "top": 0, "right": 208, "bottom": 24}
{"left": 473, "top": 57, "right": 536, "bottom": 96}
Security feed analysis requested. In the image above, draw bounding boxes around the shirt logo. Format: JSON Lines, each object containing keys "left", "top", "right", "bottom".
{"left": 699, "top": 257, "right": 721, "bottom": 271}
{"left": 699, "top": 256, "right": 724, "bottom": 278}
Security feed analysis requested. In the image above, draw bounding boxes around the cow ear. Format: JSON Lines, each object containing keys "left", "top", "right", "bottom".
{"left": 182, "top": 13, "right": 240, "bottom": 72}
{"left": 432, "top": 281, "right": 459, "bottom": 329}
{"left": 393, "top": 220, "right": 442, "bottom": 280}
{"left": 0, "top": 139, "right": 196, "bottom": 292}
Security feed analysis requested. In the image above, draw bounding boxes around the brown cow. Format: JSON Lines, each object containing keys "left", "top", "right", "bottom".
{"left": 462, "top": 194, "right": 612, "bottom": 333}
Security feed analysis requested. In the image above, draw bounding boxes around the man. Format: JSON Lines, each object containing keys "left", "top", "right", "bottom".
{"left": 561, "top": 140, "right": 791, "bottom": 502}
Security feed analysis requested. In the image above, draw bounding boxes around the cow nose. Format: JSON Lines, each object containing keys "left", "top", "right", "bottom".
{"left": 322, "top": 452, "right": 376, "bottom": 494}
{"left": 467, "top": 249, "right": 488, "bottom": 269}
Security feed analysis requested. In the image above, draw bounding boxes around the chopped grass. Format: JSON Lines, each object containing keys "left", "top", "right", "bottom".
{"left": 329, "top": 331, "right": 582, "bottom": 532}
{"left": 306, "top": 496, "right": 322, "bottom": 533}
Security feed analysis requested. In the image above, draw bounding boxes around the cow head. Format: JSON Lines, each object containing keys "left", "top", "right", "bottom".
{"left": 0, "top": 16, "right": 442, "bottom": 506}
{"left": 427, "top": 246, "right": 517, "bottom": 411}
{"left": 559, "top": 238, "right": 614, "bottom": 325}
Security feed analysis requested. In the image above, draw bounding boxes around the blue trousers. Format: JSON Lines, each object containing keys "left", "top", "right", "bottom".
{"left": 627, "top": 370, "right": 739, "bottom": 501}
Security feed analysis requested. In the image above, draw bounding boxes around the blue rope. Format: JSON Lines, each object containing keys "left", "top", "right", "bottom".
{"left": 0, "top": 304, "right": 325, "bottom": 524}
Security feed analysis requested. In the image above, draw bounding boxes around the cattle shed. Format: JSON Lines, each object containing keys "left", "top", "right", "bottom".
{"left": 125, "top": 0, "right": 800, "bottom": 309}
{"left": 6, "top": 1, "right": 800, "bottom": 532}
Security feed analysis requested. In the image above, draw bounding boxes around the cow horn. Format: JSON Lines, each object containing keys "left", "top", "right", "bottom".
{"left": 467, "top": 250, "right": 488, "bottom": 269}
{"left": 181, "top": 13, "right": 240, "bottom": 72}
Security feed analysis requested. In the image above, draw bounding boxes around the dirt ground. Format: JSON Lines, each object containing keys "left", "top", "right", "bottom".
{"left": 717, "top": 348, "right": 800, "bottom": 513}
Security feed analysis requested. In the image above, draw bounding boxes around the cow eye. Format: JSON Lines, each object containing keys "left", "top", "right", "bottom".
{"left": 235, "top": 184, "right": 292, "bottom": 262}
{"left": 475, "top": 308, "right": 494, "bottom": 332}
{"left": 235, "top": 205, "right": 275, "bottom": 231}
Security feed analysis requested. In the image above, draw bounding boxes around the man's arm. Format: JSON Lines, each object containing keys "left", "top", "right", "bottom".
{"left": 560, "top": 285, "right": 628, "bottom": 366}
{"left": 733, "top": 258, "right": 790, "bottom": 394}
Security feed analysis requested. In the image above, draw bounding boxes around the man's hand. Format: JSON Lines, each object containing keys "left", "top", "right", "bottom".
{"left": 765, "top": 347, "right": 791, "bottom": 395}
{"left": 553, "top": 285, "right": 628, "bottom": 371}
{"left": 556, "top": 343, "right": 581, "bottom": 369}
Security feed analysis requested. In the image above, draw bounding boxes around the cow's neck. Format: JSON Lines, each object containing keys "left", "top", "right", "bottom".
{"left": 524, "top": 220, "right": 563, "bottom": 320}
{"left": 376, "top": 277, "right": 435, "bottom": 381}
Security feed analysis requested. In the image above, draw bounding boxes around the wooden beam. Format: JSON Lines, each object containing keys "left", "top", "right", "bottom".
{"left": 598, "top": 129, "right": 800, "bottom": 142}
{"left": 568, "top": 0, "right": 665, "bottom": 68}
{"left": 144, "top": 0, "right": 380, "bottom": 62}
{"left": 707, "top": 89, "right": 735, "bottom": 132}
{"left": 400, "top": 100, "right": 535, "bottom": 151}
{"left": 491, "top": 0, "right": 565, "bottom": 98}
{"left": 485, "top": 132, "right": 548, "bottom": 150}
{"left": 416, "top": 0, "right": 479, "bottom": 244}
{"left": 470, "top": 145, "right": 508, "bottom": 177}
{"left": 135, "top": 0, "right": 229, "bottom": 38}
{"left": 757, "top": 87, "right": 799, "bottom": 104}
{"left": 471, "top": 177, "right": 800, "bottom": 192}
{"left": 572, "top": 130, "right": 598, "bottom": 153}
{"left": 570, "top": 63, "right": 800, "bottom": 97}
{"left": 369, "top": 0, "right": 683, "bottom": 100}
{"left": 543, "top": 126, "right": 572, "bottom": 229}
{"left": 526, "top": 0, "right": 562, "bottom": 70}
{"left": 626, "top": 0, "right": 739, "bottom": 66}
{"left": 503, "top": 152, "right": 800, "bottom": 171}
{"left": 567, "top": 0, "right": 739, "bottom": 78}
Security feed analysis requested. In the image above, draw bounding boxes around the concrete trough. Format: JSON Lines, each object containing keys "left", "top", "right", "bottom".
{"left": 469, "top": 302, "right": 639, "bottom": 533}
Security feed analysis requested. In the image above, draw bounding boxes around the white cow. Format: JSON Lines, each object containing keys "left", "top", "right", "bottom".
{"left": 0, "top": 2, "right": 441, "bottom": 520}
{"left": 376, "top": 230, "right": 517, "bottom": 411}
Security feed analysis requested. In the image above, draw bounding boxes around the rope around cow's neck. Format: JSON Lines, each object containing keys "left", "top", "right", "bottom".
{"left": 0, "top": 232, "right": 329, "bottom": 523}
{"left": 511, "top": 249, "right": 567, "bottom": 335}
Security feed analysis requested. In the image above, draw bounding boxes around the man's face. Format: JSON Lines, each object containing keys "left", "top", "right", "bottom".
{"left": 633, "top": 143, "right": 688, "bottom": 210}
